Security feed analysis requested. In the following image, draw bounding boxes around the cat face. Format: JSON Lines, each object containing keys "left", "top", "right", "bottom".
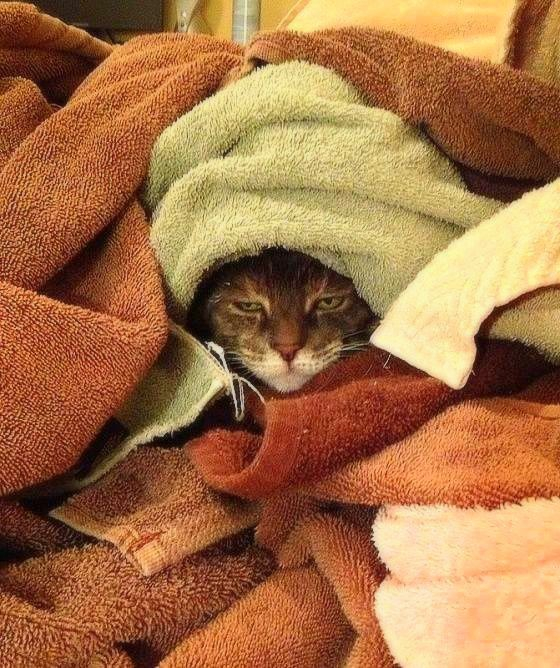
{"left": 191, "top": 250, "right": 375, "bottom": 393}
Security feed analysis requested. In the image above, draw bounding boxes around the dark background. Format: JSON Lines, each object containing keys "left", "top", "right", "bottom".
{"left": 37, "top": 0, "right": 164, "bottom": 31}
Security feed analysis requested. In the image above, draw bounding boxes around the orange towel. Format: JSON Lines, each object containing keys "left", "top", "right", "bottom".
{"left": 0, "top": 2, "right": 242, "bottom": 497}
{"left": 189, "top": 343, "right": 547, "bottom": 498}
{"left": 4, "top": 4, "right": 560, "bottom": 665}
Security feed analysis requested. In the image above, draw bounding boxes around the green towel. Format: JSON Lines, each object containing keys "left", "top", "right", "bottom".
{"left": 146, "top": 61, "right": 499, "bottom": 321}
{"left": 117, "top": 60, "right": 500, "bottom": 459}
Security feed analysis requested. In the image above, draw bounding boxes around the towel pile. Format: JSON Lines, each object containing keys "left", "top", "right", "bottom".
{"left": 2, "top": 1, "right": 560, "bottom": 666}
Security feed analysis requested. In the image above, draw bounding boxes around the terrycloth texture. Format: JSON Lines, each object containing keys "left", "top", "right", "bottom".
{"left": 49, "top": 352, "right": 560, "bottom": 668}
{"left": 161, "top": 566, "right": 355, "bottom": 667}
{"left": 189, "top": 344, "right": 548, "bottom": 499}
{"left": 0, "top": 10, "right": 279, "bottom": 664}
{"left": 308, "top": 370, "right": 560, "bottom": 510}
{"left": 51, "top": 448, "right": 394, "bottom": 666}
{"left": 52, "top": 445, "right": 260, "bottom": 576}
{"left": 250, "top": 369, "right": 560, "bottom": 667}
{"left": 0, "top": 2, "right": 111, "bottom": 104}
{"left": 54, "top": 342, "right": 547, "bottom": 538}
{"left": 80, "top": 324, "right": 230, "bottom": 489}
{"left": 146, "top": 60, "right": 499, "bottom": 323}
{"left": 281, "top": 0, "right": 514, "bottom": 62}
{"left": 5, "top": 6, "right": 560, "bottom": 665}
{"left": 371, "top": 0, "right": 560, "bottom": 388}
{"left": 0, "top": 1, "right": 242, "bottom": 497}
{"left": 371, "top": 179, "right": 560, "bottom": 388}
{"left": 242, "top": 26, "right": 560, "bottom": 385}
{"left": 162, "top": 517, "right": 391, "bottom": 668}
{"left": 44, "top": 343, "right": 546, "bottom": 666}
{"left": 244, "top": 27, "right": 560, "bottom": 200}
{"left": 374, "top": 498, "right": 560, "bottom": 667}
{"left": 0, "top": 500, "right": 83, "bottom": 558}
{"left": 0, "top": 539, "right": 274, "bottom": 666}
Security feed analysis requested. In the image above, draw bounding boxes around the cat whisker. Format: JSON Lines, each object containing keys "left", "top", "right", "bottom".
{"left": 342, "top": 327, "right": 375, "bottom": 341}
{"left": 339, "top": 343, "right": 371, "bottom": 352}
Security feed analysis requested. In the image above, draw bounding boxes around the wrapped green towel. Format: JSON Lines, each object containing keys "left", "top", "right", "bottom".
{"left": 146, "top": 61, "right": 498, "bottom": 322}
{"left": 116, "top": 61, "right": 499, "bottom": 462}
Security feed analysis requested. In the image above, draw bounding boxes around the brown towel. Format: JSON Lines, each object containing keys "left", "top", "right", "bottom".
{"left": 161, "top": 566, "right": 357, "bottom": 668}
{"left": 47, "top": 342, "right": 547, "bottom": 665}
{"left": 0, "top": 2, "right": 243, "bottom": 497}
{"left": 244, "top": 27, "right": 560, "bottom": 199}
{"left": 0, "top": 2, "right": 112, "bottom": 102}
{"left": 52, "top": 434, "right": 390, "bottom": 665}
{"left": 52, "top": 446, "right": 260, "bottom": 576}
{"left": 0, "top": 538, "right": 274, "bottom": 666}
{"left": 307, "top": 369, "right": 560, "bottom": 510}
{"left": 189, "top": 342, "right": 549, "bottom": 499}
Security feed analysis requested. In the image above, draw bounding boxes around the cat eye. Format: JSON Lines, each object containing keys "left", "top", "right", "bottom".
{"left": 315, "top": 296, "right": 346, "bottom": 311}
{"left": 233, "top": 300, "right": 263, "bottom": 313}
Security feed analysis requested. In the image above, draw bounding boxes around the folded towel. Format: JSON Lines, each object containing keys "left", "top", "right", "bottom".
{"left": 162, "top": 516, "right": 393, "bottom": 668}
{"left": 48, "top": 342, "right": 547, "bottom": 664}
{"left": 161, "top": 566, "right": 356, "bottom": 668}
{"left": 0, "top": 2, "right": 111, "bottom": 103}
{"left": 0, "top": 499, "right": 82, "bottom": 556}
{"left": 261, "top": 369, "right": 560, "bottom": 667}
{"left": 189, "top": 343, "right": 547, "bottom": 499}
{"left": 235, "top": 23, "right": 560, "bottom": 388}
{"left": 0, "top": 1, "right": 242, "bottom": 496}
{"left": 146, "top": 60, "right": 497, "bottom": 321}
{"left": 4, "top": 6, "right": 560, "bottom": 665}
{"left": 371, "top": 179, "right": 560, "bottom": 388}
{"left": 308, "top": 370, "right": 560, "bottom": 511}
{"left": 52, "top": 445, "right": 260, "bottom": 576}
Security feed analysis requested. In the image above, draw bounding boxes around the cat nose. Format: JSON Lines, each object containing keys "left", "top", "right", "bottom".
{"left": 274, "top": 343, "right": 301, "bottom": 363}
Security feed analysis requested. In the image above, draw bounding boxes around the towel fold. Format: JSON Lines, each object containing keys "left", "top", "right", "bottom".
{"left": 245, "top": 27, "right": 560, "bottom": 198}
{"left": 371, "top": 179, "right": 560, "bottom": 387}
{"left": 189, "top": 343, "right": 548, "bottom": 499}
{"left": 0, "top": 539, "right": 274, "bottom": 666}
{"left": 374, "top": 497, "right": 560, "bottom": 668}
{"left": 0, "top": 1, "right": 242, "bottom": 496}
{"left": 55, "top": 358, "right": 560, "bottom": 666}
{"left": 52, "top": 445, "right": 260, "bottom": 576}
{"left": 0, "top": 2, "right": 111, "bottom": 102}
{"left": 370, "top": 0, "right": 560, "bottom": 387}
{"left": 501, "top": 0, "right": 560, "bottom": 83}
{"left": 146, "top": 60, "right": 498, "bottom": 323}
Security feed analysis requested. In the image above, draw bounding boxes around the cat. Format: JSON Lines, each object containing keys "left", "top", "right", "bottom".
{"left": 189, "top": 249, "right": 376, "bottom": 393}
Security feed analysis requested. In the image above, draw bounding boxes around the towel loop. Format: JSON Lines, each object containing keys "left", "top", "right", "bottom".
{"left": 206, "top": 342, "right": 265, "bottom": 421}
